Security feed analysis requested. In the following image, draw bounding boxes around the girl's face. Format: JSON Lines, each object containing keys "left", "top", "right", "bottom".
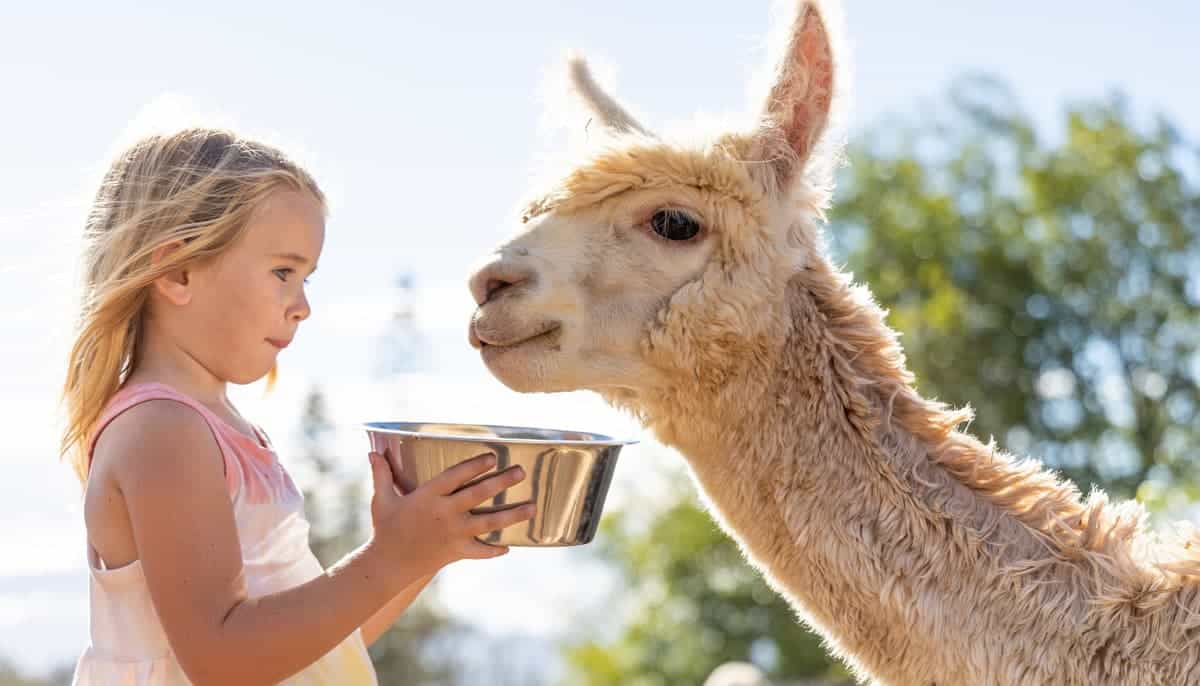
{"left": 173, "top": 189, "right": 326, "bottom": 384}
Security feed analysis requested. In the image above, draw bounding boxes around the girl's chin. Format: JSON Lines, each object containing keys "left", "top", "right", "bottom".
{"left": 227, "top": 365, "right": 276, "bottom": 386}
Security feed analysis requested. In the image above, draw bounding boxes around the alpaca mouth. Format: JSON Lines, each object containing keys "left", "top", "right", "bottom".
{"left": 470, "top": 321, "right": 561, "bottom": 352}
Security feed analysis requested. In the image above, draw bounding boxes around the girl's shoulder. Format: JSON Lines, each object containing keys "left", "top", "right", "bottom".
{"left": 85, "top": 395, "right": 234, "bottom": 572}
{"left": 87, "top": 381, "right": 248, "bottom": 507}
{"left": 92, "top": 396, "right": 228, "bottom": 488}
{"left": 90, "top": 381, "right": 293, "bottom": 508}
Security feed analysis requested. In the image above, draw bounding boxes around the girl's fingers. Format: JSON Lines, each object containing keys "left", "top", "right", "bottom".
{"left": 379, "top": 449, "right": 417, "bottom": 494}
{"left": 367, "top": 452, "right": 397, "bottom": 501}
{"left": 463, "top": 540, "right": 510, "bottom": 560}
{"left": 426, "top": 453, "right": 498, "bottom": 495}
{"left": 467, "top": 504, "right": 536, "bottom": 537}
{"left": 379, "top": 448, "right": 401, "bottom": 481}
{"left": 452, "top": 465, "right": 526, "bottom": 510}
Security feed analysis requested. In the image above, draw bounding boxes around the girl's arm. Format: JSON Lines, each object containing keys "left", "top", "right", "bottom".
{"left": 107, "top": 401, "right": 411, "bottom": 685}
{"left": 360, "top": 572, "right": 436, "bottom": 647}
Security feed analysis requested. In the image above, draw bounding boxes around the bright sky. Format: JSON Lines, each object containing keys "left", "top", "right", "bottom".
{"left": 2, "top": 0, "right": 1198, "bottom": 677}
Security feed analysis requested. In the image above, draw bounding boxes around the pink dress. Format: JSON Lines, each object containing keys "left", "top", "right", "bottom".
{"left": 72, "top": 382, "right": 378, "bottom": 685}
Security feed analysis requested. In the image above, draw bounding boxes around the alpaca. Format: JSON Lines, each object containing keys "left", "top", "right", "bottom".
{"left": 466, "top": 2, "right": 1200, "bottom": 683}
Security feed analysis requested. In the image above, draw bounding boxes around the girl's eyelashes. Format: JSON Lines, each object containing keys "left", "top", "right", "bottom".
{"left": 273, "top": 268, "right": 312, "bottom": 285}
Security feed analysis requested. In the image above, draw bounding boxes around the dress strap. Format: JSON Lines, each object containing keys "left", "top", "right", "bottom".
{"left": 87, "top": 382, "right": 244, "bottom": 498}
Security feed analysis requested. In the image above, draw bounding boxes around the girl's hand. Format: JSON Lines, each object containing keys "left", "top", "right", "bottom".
{"left": 366, "top": 450, "right": 534, "bottom": 579}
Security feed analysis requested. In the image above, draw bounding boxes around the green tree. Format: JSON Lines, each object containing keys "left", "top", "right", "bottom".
{"left": 564, "top": 80, "right": 1200, "bottom": 684}
{"left": 564, "top": 470, "right": 851, "bottom": 686}
{"left": 831, "top": 77, "right": 1200, "bottom": 500}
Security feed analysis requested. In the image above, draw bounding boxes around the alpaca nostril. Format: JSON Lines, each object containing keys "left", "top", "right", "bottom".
{"left": 485, "top": 278, "right": 513, "bottom": 302}
{"left": 469, "top": 257, "right": 536, "bottom": 306}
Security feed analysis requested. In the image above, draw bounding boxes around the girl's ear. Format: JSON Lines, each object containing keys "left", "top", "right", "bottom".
{"left": 751, "top": 0, "right": 839, "bottom": 189}
{"left": 150, "top": 241, "right": 192, "bottom": 306}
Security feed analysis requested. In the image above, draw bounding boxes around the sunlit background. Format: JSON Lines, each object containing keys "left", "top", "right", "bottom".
{"left": 3, "top": 1, "right": 1198, "bottom": 683}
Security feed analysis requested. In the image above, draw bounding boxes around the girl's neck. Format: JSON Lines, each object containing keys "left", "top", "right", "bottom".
{"left": 126, "top": 326, "right": 229, "bottom": 409}
{"left": 124, "top": 369, "right": 226, "bottom": 407}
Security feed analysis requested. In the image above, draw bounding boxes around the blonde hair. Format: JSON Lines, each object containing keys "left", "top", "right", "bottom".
{"left": 61, "top": 127, "right": 324, "bottom": 485}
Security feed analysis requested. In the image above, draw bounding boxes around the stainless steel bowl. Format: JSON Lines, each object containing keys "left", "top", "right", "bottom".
{"left": 363, "top": 422, "right": 636, "bottom": 547}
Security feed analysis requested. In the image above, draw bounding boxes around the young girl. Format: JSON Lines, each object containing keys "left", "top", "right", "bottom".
{"left": 62, "top": 128, "right": 536, "bottom": 685}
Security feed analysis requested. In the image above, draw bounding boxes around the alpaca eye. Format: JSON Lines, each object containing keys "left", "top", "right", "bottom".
{"left": 650, "top": 209, "right": 701, "bottom": 241}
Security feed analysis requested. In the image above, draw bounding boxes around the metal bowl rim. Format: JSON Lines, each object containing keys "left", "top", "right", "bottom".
{"left": 362, "top": 421, "right": 639, "bottom": 447}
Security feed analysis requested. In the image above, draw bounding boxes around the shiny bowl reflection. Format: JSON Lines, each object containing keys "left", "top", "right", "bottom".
{"left": 363, "top": 422, "right": 636, "bottom": 547}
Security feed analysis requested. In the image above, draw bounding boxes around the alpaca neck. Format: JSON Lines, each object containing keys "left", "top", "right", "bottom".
{"left": 629, "top": 258, "right": 1190, "bottom": 684}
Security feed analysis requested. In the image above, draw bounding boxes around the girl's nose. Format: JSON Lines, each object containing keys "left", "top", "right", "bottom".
{"left": 290, "top": 291, "right": 311, "bottom": 321}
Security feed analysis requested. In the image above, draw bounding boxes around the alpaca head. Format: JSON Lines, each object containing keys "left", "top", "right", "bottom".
{"left": 469, "top": 1, "right": 843, "bottom": 402}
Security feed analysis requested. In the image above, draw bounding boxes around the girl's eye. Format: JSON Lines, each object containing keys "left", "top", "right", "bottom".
{"left": 272, "top": 267, "right": 309, "bottom": 284}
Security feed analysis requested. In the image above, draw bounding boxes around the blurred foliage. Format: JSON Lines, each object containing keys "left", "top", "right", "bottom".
{"left": 563, "top": 481, "right": 853, "bottom": 686}
{"left": 563, "top": 77, "right": 1200, "bottom": 685}
{"left": 0, "top": 658, "right": 71, "bottom": 686}
{"left": 831, "top": 76, "right": 1200, "bottom": 500}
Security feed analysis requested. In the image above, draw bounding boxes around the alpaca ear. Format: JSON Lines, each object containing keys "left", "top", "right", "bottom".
{"left": 565, "top": 55, "right": 651, "bottom": 137}
{"left": 754, "top": 0, "right": 837, "bottom": 186}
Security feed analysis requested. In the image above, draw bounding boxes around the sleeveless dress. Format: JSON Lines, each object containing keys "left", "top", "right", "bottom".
{"left": 71, "top": 382, "right": 378, "bottom": 685}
